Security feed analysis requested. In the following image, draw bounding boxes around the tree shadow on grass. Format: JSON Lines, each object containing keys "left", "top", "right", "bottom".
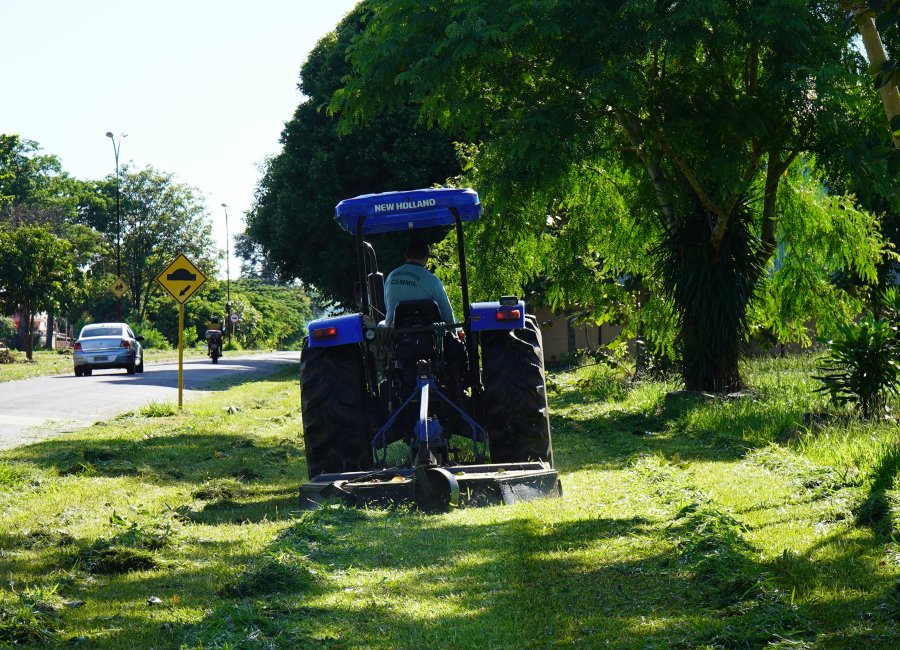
{"left": 765, "top": 526, "right": 900, "bottom": 646}
{"left": 2, "top": 431, "right": 308, "bottom": 488}
{"left": 174, "top": 506, "right": 813, "bottom": 650}
{"left": 856, "top": 443, "right": 900, "bottom": 538}
{"left": 179, "top": 491, "right": 300, "bottom": 526}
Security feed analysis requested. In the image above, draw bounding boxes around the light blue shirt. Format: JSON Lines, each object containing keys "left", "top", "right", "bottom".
{"left": 384, "top": 262, "right": 456, "bottom": 327}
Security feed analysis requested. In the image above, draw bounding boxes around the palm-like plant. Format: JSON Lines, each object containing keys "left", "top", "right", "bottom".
{"left": 814, "top": 314, "right": 900, "bottom": 418}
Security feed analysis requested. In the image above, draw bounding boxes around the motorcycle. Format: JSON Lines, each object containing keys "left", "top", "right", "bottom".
{"left": 205, "top": 329, "right": 223, "bottom": 364}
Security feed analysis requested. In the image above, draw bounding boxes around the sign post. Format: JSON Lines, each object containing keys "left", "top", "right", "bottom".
{"left": 156, "top": 253, "right": 207, "bottom": 408}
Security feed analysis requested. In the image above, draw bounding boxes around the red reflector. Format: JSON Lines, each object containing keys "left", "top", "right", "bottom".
{"left": 312, "top": 326, "right": 338, "bottom": 339}
{"left": 496, "top": 309, "right": 521, "bottom": 321}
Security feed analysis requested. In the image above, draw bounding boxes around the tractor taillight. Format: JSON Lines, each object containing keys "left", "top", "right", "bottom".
{"left": 312, "top": 326, "right": 338, "bottom": 340}
{"left": 496, "top": 309, "right": 521, "bottom": 321}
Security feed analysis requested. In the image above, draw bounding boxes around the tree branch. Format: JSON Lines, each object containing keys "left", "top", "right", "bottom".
{"left": 613, "top": 110, "right": 676, "bottom": 232}
{"left": 655, "top": 131, "right": 728, "bottom": 233}
{"left": 724, "top": 140, "right": 763, "bottom": 218}
{"left": 760, "top": 148, "right": 799, "bottom": 263}
{"left": 744, "top": 41, "right": 759, "bottom": 96}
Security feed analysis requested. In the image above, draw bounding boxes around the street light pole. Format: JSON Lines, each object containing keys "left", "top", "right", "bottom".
{"left": 105, "top": 131, "right": 127, "bottom": 320}
{"left": 221, "top": 203, "right": 232, "bottom": 344}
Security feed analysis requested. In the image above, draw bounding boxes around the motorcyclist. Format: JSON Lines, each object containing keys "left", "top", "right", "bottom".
{"left": 205, "top": 316, "right": 223, "bottom": 358}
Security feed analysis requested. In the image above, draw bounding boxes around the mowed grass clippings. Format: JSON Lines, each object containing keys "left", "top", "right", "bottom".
{"left": 0, "top": 356, "right": 899, "bottom": 648}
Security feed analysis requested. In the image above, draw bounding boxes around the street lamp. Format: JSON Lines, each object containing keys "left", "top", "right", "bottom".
{"left": 105, "top": 131, "right": 127, "bottom": 319}
{"left": 221, "top": 202, "right": 232, "bottom": 343}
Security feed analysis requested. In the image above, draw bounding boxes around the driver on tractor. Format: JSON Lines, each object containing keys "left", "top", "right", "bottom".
{"left": 384, "top": 238, "right": 455, "bottom": 327}
{"left": 384, "top": 238, "right": 468, "bottom": 402}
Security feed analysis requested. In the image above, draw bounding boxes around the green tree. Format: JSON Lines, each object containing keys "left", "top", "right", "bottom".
{"left": 0, "top": 225, "right": 79, "bottom": 359}
{"left": 244, "top": 3, "right": 459, "bottom": 304}
{"left": 334, "top": 0, "right": 887, "bottom": 390}
{"left": 80, "top": 165, "right": 217, "bottom": 321}
{"left": 229, "top": 278, "right": 313, "bottom": 348}
{"left": 0, "top": 135, "right": 65, "bottom": 210}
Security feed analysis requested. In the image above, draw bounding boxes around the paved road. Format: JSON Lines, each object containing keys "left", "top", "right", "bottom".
{"left": 0, "top": 351, "right": 300, "bottom": 450}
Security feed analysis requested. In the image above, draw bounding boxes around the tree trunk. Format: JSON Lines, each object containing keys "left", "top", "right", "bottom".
{"left": 16, "top": 312, "right": 26, "bottom": 351}
{"left": 23, "top": 306, "right": 34, "bottom": 361}
{"left": 660, "top": 210, "right": 761, "bottom": 392}
{"left": 45, "top": 312, "right": 55, "bottom": 350}
{"left": 856, "top": 11, "right": 900, "bottom": 146}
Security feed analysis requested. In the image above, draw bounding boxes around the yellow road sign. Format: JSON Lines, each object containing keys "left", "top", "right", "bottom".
{"left": 156, "top": 253, "right": 207, "bottom": 304}
{"left": 109, "top": 275, "right": 128, "bottom": 298}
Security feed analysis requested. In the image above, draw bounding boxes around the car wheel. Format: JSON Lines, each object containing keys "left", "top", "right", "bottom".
{"left": 74, "top": 367, "right": 83, "bottom": 377}
{"left": 136, "top": 355, "right": 144, "bottom": 373}
{"left": 126, "top": 357, "right": 136, "bottom": 374}
{"left": 83, "top": 367, "right": 92, "bottom": 377}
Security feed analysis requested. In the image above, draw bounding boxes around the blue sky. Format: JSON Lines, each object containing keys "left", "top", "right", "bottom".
{"left": 2, "top": 0, "right": 359, "bottom": 278}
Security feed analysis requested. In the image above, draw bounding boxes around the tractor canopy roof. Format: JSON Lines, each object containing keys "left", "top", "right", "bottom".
{"left": 335, "top": 188, "right": 481, "bottom": 235}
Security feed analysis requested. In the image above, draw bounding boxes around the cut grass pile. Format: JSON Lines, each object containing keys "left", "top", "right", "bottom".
{"left": 1, "top": 356, "right": 899, "bottom": 648}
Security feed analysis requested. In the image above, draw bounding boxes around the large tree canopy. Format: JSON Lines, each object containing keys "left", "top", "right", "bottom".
{"left": 334, "top": 0, "right": 888, "bottom": 389}
{"left": 244, "top": 3, "right": 460, "bottom": 304}
{"left": 78, "top": 165, "right": 217, "bottom": 321}
{"left": 0, "top": 225, "right": 79, "bottom": 359}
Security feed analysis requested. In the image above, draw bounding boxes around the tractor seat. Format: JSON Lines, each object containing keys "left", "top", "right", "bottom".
{"left": 392, "top": 300, "right": 442, "bottom": 329}
{"left": 391, "top": 300, "right": 442, "bottom": 363}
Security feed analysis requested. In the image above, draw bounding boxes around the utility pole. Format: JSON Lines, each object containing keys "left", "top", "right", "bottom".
{"left": 221, "top": 203, "right": 233, "bottom": 343}
{"left": 105, "top": 131, "right": 127, "bottom": 320}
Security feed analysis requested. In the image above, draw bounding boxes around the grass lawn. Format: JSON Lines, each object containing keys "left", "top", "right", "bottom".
{"left": 0, "top": 348, "right": 267, "bottom": 384}
{"left": 1, "top": 356, "right": 898, "bottom": 648}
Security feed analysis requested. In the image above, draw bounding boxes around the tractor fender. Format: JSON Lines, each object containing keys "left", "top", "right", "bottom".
{"left": 470, "top": 300, "right": 526, "bottom": 332}
{"left": 307, "top": 313, "right": 365, "bottom": 348}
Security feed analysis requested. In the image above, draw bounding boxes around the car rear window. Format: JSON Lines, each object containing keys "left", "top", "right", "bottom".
{"left": 82, "top": 326, "right": 122, "bottom": 338}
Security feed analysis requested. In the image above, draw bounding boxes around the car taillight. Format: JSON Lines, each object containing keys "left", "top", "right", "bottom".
{"left": 121, "top": 339, "right": 130, "bottom": 349}
{"left": 74, "top": 341, "right": 81, "bottom": 350}
{"left": 496, "top": 309, "right": 521, "bottom": 321}
{"left": 312, "top": 326, "right": 338, "bottom": 340}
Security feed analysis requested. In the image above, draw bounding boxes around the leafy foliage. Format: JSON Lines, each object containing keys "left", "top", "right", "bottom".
{"left": 77, "top": 165, "right": 217, "bottom": 320}
{"left": 0, "top": 315, "right": 15, "bottom": 347}
{"left": 815, "top": 315, "right": 900, "bottom": 418}
{"left": 333, "top": 0, "right": 886, "bottom": 390}
{"left": 0, "top": 225, "right": 80, "bottom": 359}
{"left": 244, "top": 4, "right": 459, "bottom": 304}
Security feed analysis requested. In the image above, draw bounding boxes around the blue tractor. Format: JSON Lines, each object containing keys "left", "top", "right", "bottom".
{"left": 300, "top": 188, "right": 559, "bottom": 511}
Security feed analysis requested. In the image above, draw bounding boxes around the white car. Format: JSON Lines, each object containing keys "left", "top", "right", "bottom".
{"left": 73, "top": 322, "right": 144, "bottom": 376}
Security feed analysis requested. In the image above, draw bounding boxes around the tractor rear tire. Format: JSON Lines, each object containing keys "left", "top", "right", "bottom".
{"left": 481, "top": 316, "right": 553, "bottom": 466}
{"left": 300, "top": 340, "right": 373, "bottom": 479}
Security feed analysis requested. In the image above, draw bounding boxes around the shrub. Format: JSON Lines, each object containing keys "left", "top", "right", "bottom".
{"left": 814, "top": 315, "right": 900, "bottom": 418}
{"left": 882, "top": 286, "right": 899, "bottom": 324}
{"left": 0, "top": 316, "right": 16, "bottom": 347}
{"left": 223, "top": 338, "right": 242, "bottom": 352}
{"left": 134, "top": 324, "right": 171, "bottom": 350}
